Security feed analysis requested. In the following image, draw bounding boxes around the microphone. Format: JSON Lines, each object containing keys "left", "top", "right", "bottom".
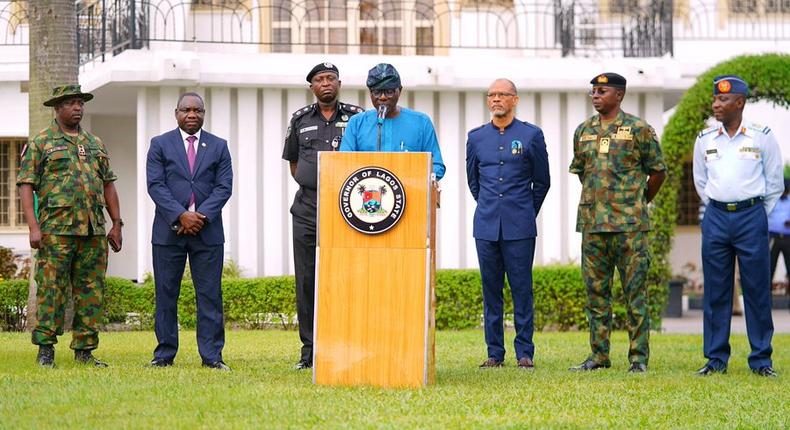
{"left": 377, "top": 105, "right": 388, "bottom": 124}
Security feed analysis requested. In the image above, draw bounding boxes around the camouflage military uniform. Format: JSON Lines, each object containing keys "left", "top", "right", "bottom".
{"left": 17, "top": 119, "right": 116, "bottom": 350}
{"left": 569, "top": 110, "right": 666, "bottom": 366}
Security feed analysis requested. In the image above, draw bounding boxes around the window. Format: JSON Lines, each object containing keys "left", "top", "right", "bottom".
{"left": 0, "top": 138, "right": 26, "bottom": 230}
{"left": 729, "top": 0, "right": 789, "bottom": 13}
{"left": 269, "top": 0, "right": 442, "bottom": 55}
{"left": 677, "top": 161, "right": 702, "bottom": 226}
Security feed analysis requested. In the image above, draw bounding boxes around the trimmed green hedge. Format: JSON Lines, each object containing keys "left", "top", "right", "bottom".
{"left": 1, "top": 266, "right": 668, "bottom": 332}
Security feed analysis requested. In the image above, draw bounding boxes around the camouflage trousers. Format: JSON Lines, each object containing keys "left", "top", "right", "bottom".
{"left": 581, "top": 231, "right": 650, "bottom": 365}
{"left": 32, "top": 234, "right": 108, "bottom": 350}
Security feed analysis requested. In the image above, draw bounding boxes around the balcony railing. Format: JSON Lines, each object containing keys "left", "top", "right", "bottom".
{"left": 1, "top": 1, "right": 789, "bottom": 64}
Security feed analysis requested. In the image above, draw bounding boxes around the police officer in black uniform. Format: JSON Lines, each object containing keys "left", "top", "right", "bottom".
{"left": 282, "top": 62, "right": 363, "bottom": 370}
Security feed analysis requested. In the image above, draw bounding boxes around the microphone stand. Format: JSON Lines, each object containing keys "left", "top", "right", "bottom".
{"left": 376, "top": 105, "right": 387, "bottom": 151}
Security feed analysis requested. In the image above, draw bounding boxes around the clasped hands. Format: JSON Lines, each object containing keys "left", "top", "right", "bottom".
{"left": 178, "top": 211, "right": 207, "bottom": 235}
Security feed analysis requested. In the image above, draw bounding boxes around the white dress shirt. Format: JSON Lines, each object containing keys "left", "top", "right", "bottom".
{"left": 693, "top": 119, "right": 784, "bottom": 214}
{"left": 178, "top": 128, "right": 202, "bottom": 212}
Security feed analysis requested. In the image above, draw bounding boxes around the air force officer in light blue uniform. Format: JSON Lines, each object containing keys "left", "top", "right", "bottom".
{"left": 692, "top": 75, "right": 783, "bottom": 377}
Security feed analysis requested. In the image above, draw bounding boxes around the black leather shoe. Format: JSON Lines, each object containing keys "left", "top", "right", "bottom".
{"left": 569, "top": 359, "right": 610, "bottom": 371}
{"left": 294, "top": 360, "right": 312, "bottom": 370}
{"left": 202, "top": 361, "right": 231, "bottom": 371}
{"left": 753, "top": 366, "right": 778, "bottom": 377}
{"left": 479, "top": 358, "right": 504, "bottom": 368}
{"left": 695, "top": 364, "right": 726, "bottom": 376}
{"left": 37, "top": 345, "right": 55, "bottom": 367}
{"left": 149, "top": 358, "right": 174, "bottom": 367}
{"left": 517, "top": 357, "right": 535, "bottom": 370}
{"left": 74, "top": 349, "right": 108, "bottom": 367}
{"left": 628, "top": 363, "right": 647, "bottom": 373}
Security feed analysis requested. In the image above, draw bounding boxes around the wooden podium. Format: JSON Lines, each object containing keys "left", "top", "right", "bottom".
{"left": 314, "top": 151, "right": 436, "bottom": 388}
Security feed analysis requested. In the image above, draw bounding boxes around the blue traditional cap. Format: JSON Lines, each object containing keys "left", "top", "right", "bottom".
{"left": 366, "top": 63, "right": 401, "bottom": 90}
{"left": 713, "top": 75, "right": 749, "bottom": 95}
{"left": 306, "top": 61, "right": 339, "bottom": 83}
{"left": 590, "top": 72, "right": 626, "bottom": 89}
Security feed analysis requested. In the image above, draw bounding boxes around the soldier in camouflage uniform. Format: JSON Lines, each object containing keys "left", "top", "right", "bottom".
{"left": 17, "top": 84, "right": 123, "bottom": 367}
{"left": 282, "top": 62, "right": 363, "bottom": 370}
{"left": 568, "top": 73, "right": 666, "bottom": 373}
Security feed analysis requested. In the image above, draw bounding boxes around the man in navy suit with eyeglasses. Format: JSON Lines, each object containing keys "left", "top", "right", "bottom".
{"left": 146, "top": 92, "right": 233, "bottom": 371}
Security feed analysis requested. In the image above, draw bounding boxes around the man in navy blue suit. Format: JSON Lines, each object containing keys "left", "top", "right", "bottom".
{"left": 466, "top": 79, "right": 550, "bottom": 369}
{"left": 146, "top": 92, "right": 233, "bottom": 370}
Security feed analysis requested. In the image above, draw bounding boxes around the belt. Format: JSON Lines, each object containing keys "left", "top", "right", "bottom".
{"left": 710, "top": 197, "right": 763, "bottom": 212}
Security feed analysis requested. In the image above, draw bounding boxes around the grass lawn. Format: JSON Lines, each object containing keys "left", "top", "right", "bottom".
{"left": 0, "top": 330, "right": 788, "bottom": 429}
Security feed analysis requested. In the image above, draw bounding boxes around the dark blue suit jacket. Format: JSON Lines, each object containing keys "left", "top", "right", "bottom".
{"left": 146, "top": 128, "right": 233, "bottom": 246}
{"left": 466, "top": 120, "right": 550, "bottom": 241}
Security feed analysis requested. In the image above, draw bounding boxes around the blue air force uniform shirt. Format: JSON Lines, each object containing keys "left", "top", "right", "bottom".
{"left": 466, "top": 119, "right": 551, "bottom": 241}
{"left": 693, "top": 120, "right": 784, "bottom": 214}
{"left": 339, "top": 107, "right": 446, "bottom": 180}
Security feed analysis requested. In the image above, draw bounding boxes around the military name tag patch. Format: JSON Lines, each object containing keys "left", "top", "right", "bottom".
{"left": 45, "top": 145, "right": 68, "bottom": 155}
{"left": 339, "top": 166, "right": 406, "bottom": 234}
{"left": 335, "top": 122, "right": 347, "bottom": 128}
{"left": 580, "top": 134, "right": 597, "bottom": 142}
{"left": 299, "top": 125, "right": 318, "bottom": 134}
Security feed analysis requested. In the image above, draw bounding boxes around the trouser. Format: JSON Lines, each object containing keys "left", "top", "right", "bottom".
{"left": 293, "top": 215, "right": 317, "bottom": 364}
{"left": 476, "top": 236, "right": 536, "bottom": 361}
{"left": 769, "top": 234, "right": 790, "bottom": 283}
{"left": 581, "top": 231, "right": 650, "bottom": 366}
{"left": 152, "top": 238, "right": 225, "bottom": 364}
{"left": 32, "top": 234, "right": 108, "bottom": 350}
{"left": 702, "top": 203, "right": 773, "bottom": 370}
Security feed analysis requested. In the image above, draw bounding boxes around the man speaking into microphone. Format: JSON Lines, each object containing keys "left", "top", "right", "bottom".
{"left": 340, "top": 63, "right": 446, "bottom": 180}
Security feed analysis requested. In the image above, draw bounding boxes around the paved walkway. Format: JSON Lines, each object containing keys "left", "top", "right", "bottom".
{"left": 661, "top": 309, "right": 790, "bottom": 334}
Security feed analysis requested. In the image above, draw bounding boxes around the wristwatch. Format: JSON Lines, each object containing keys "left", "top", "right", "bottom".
{"left": 112, "top": 218, "right": 125, "bottom": 227}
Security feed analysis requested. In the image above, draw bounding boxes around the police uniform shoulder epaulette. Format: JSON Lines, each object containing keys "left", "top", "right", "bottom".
{"left": 290, "top": 104, "right": 315, "bottom": 119}
{"left": 746, "top": 123, "right": 771, "bottom": 135}
{"left": 698, "top": 126, "right": 718, "bottom": 139}
{"left": 340, "top": 103, "right": 364, "bottom": 114}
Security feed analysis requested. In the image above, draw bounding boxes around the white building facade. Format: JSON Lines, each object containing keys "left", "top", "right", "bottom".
{"left": 1, "top": 0, "right": 789, "bottom": 281}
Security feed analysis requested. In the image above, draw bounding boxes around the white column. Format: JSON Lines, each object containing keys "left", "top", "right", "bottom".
{"left": 463, "top": 91, "right": 486, "bottom": 268}
{"left": 565, "top": 92, "right": 588, "bottom": 263}
{"left": 644, "top": 92, "right": 665, "bottom": 139}
{"left": 538, "top": 92, "right": 562, "bottom": 265}
{"left": 437, "top": 91, "right": 461, "bottom": 269}
{"left": 209, "top": 87, "right": 233, "bottom": 264}
{"left": 621, "top": 92, "right": 639, "bottom": 117}
{"left": 136, "top": 87, "right": 163, "bottom": 281}
{"left": 235, "top": 88, "right": 260, "bottom": 277}
{"left": 262, "top": 88, "right": 288, "bottom": 276}
{"left": 413, "top": 90, "right": 436, "bottom": 262}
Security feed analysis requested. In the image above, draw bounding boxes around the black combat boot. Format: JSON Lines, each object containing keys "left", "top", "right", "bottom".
{"left": 74, "top": 349, "right": 109, "bottom": 367}
{"left": 37, "top": 345, "right": 55, "bottom": 367}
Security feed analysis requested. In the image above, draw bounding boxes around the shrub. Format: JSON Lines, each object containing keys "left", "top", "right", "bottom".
{"left": 1, "top": 267, "right": 668, "bottom": 332}
{"left": 0, "top": 280, "right": 28, "bottom": 331}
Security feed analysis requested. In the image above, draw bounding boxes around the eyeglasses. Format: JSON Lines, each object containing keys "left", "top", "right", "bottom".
{"left": 177, "top": 107, "right": 205, "bottom": 114}
{"left": 486, "top": 92, "right": 516, "bottom": 99}
{"left": 371, "top": 89, "right": 398, "bottom": 98}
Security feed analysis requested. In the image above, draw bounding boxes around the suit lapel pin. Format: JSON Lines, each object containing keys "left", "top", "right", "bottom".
{"left": 201, "top": 142, "right": 206, "bottom": 147}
